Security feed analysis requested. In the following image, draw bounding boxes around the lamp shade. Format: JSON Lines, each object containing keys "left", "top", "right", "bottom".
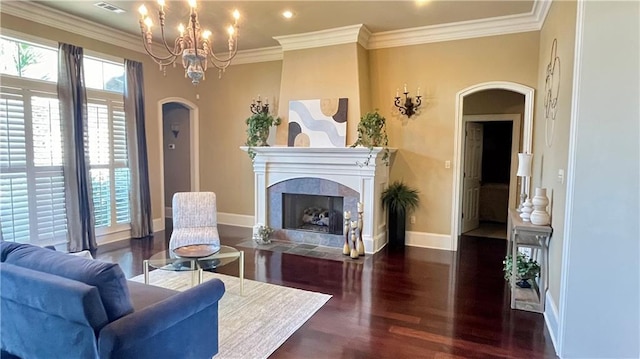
{"left": 517, "top": 153, "right": 533, "bottom": 177}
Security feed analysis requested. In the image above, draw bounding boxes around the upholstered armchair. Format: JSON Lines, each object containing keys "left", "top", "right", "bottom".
{"left": 169, "top": 192, "right": 221, "bottom": 252}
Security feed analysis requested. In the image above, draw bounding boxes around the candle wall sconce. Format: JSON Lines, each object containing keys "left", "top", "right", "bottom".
{"left": 394, "top": 84, "right": 422, "bottom": 118}
{"left": 250, "top": 95, "right": 270, "bottom": 114}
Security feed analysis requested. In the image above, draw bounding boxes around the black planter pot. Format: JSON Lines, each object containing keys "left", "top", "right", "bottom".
{"left": 387, "top": 210, "right": 406, "bottom": 249}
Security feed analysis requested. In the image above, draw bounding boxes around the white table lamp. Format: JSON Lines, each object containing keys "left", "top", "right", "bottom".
{"left": 516, "top": 153, "right": 533, "bottom": 212}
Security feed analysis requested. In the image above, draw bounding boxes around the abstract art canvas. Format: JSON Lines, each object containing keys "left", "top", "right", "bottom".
{"left": 288, "top": 98, "right": 347, "bottom": 147}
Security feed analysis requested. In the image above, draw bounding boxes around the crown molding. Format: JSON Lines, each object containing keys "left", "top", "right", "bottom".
{"left": 357, "top": 25, "right": 372, "bottom": 49}
{"left": 232, "top": 46, "right": 283, "bottom": 65}
{"left": 367, "top": 0, "right": 552, "bottom": 49}
{"left": 2, "top": 0, "right": 552, "bottom": 62}
{"left": 533, "top": 0, "right": 553, "bottom": 27}
{"left": 274, "top": 24, "right": 369, "bottom": 52}
{"left": 1, "top": 0, "right": 145, "bottom": 54}
{"left": 0, "top": 0, "right": 283, "bottom": 65}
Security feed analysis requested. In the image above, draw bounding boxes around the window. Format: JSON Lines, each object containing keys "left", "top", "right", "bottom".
{"left": 84, "top": 57, "right": 125, "bottom": 93}
{"left": 0, "top": 86, "right": 67, "bottom": 245}
{"left": 87, "top": 96, "right": 130, "bottom": 230}
{"left": 0, "top": 37, "right": 57, "bottom": 82}
{"left": 0, "top": 35, "right": 130, "bottom": 245}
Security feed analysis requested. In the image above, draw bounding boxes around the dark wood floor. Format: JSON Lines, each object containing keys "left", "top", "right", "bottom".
{"left": 96, "top": 225, "right": 557, "bottom": 359}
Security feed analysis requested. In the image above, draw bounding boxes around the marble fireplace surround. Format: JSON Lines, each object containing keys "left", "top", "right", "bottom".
{"left": 242, "top": 146, "right": 392, "bottom": 254}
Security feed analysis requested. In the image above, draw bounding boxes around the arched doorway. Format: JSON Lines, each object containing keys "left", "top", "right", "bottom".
{"left": 157, "top": 97, "right": 200, "bottom": 226}
{"left": 451, "top": 82, "right": 534, "bottom": 251}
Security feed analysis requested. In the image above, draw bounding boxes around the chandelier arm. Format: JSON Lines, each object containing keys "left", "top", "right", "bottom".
{"left": 207, "top": 46, "right": 238, "bottom": 64}
{"left": 139, "top": 31, "right": 181, "bottom": 63}
{"left": 158, "top": 26, "right": 183, "bottom": 57}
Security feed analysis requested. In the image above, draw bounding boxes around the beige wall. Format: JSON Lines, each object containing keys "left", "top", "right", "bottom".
{"left": 357, "top": 44, "right": 372, "bottom": 119}
{"left": 368, "top": 32, "right": 540, "bottom": 234}
{"left": 531, "top": 0, "right": 576, "bottom": 308}
{"left": 276, "top": 43, "right": 363, "bottom": 145}
{"left": 195, "top": 60, "right": 283, "bottom": 215}
{"left": 463, "top": 89, "right": 525, "bottom": 116}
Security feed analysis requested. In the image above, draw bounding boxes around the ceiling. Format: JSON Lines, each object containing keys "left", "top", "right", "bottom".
{"left": 31, "top": 0, "right": 535, "bottom": 52}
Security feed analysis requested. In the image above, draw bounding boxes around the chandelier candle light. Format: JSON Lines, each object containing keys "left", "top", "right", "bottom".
{"left": 138, "top": 0, "right": 240, "bottom": 85}
{"left": 394, "top": 84, "right": 422, "bottom": 118}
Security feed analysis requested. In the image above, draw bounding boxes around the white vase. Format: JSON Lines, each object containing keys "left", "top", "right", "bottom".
{"left": 530, "top": 187, "right": 550, "bottom": 225}
{"left": 520, "top": 199, "right": 533, "bottom": 222}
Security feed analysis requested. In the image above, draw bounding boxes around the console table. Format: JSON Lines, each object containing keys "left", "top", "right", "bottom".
{"left": 507, "top": 209, "right": 552, "bottom": 313}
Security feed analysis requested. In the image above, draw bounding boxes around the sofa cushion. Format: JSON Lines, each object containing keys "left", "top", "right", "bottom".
{"left": 0, "top": 241, "right": 24, "bottom": 262}
{"left": 2, "top": 242, "right": 133, "bottom": 322}
{"left": 1, "top": 262, "right": 109, "bottom": 328}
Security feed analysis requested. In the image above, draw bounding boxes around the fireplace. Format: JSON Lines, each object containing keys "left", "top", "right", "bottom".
{"left": 243, "top": 146, "right": 393, "bottom": 253}
{"left": 282, "top": 194, "right": 343, "bottom": 235}
{"left": 268, "top": 177, "right": 358, "bottom": 247}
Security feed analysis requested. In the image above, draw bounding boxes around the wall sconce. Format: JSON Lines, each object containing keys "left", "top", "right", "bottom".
{"left": 394, "top": 84, "right": 422, "bottom": 118}
{"left": 250, "top": 95, "right": 269, "bottom": 114}
{"left": 170, "top": 124, "right": 180, "bottom": 138}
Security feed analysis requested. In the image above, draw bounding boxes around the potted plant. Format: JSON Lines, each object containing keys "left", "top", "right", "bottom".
{"left": 245, "top": 112, "right": 281, "bottom": 160}
{"left": 252, "top": 224, "right": 274, "bottom": 245}
{"left": 350, "top": 110, "right": 389, "bottom": 166}
{"left": 381, "top": 181, "right": 419, "bottom": 249}
{"left": 503, "top": 252, "right": 541, "bottom": 288}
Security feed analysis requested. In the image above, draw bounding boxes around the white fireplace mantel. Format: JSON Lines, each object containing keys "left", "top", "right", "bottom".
{"left": 241, "top": 146, "right": 395, "bottom": 253}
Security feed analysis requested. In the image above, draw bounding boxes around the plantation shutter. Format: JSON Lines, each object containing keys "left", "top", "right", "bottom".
{"left": 0, "top": 87, "right": 67, "bottom": 244}
{"left": 31, "top": 96, "right": 66, "bottom": 242}
{"left": 112, "top": 105, "right": 130, "bottom": 224}
{"left": 87, "top": 102, "right": 111, "bottom": 228}
{"left": 0, "top": 91, "right": 29, "bottom": 242}
{"left": 87, "top": 100, "right": 130, "bottom": 229}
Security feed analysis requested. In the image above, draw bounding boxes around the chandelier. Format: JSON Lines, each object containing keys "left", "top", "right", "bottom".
{"left": 137, "top": 0, "right": 240, "bottom": 85}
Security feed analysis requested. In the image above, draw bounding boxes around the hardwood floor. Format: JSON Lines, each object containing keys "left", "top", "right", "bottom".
{"left": 96, "top": 225, "right": 557, "bottom": 359}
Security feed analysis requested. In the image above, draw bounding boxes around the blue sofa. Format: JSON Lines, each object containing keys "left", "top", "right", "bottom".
{"left": 0, "top": 242, "right": 225, "bottom": 359}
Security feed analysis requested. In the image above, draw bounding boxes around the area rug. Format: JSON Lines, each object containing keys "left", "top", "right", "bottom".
{"left": 130, "top": 270, "right": 331, "bottom": 359}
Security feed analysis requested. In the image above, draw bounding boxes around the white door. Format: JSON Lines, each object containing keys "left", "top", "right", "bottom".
{"left": 461, "top": 122, "right": 483, "bottom": 233}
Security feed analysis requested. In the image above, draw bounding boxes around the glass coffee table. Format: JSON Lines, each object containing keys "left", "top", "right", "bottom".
{"left": 143, "top": 245, "right": 244, "bottom": 295}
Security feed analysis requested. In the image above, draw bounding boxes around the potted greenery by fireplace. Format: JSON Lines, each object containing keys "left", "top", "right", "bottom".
{"left": 381, "top": 181, "right": 419, "bottom": 249}
{"left": 245, "top": 112, "right": 281, "bottom": 160}
{"left": 350, "top": 110, "right": 389, "bottom": 166}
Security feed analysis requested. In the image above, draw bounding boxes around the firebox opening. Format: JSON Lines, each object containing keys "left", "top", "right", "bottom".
{"left": 282, "top": 193, "right": 344, "bottom": 235}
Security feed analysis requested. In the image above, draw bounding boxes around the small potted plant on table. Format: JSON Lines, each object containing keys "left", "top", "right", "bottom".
{"left": 503, "top": 252, "right": 541, "bottom": 288}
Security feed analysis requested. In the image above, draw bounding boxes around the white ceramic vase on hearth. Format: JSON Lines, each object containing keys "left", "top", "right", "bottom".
{"left": 530, "top": 187, "right": 550, "bottom": 226}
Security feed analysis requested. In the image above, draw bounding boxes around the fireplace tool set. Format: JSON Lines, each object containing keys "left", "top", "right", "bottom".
{"left": 343, "top": 202, "right": 365, "bottom": 259}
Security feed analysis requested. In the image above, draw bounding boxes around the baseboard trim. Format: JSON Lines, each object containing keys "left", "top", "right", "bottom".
{"left": 97, "top": 229, "right": 132, "bottom": 246}
{"left": 165, "top": 207, "right": 172, "bottom": 219}
{"left": 218, "top": 212, "right": 254, "bottom": 228}
{"left": 544, "top": 291, "right": 561, "bottom": 356}
{"left": 153, "top": 218, "right": 165, "bottom": 232}
{"left": 405, "top": 231, "right": 453, "bottom": 251}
